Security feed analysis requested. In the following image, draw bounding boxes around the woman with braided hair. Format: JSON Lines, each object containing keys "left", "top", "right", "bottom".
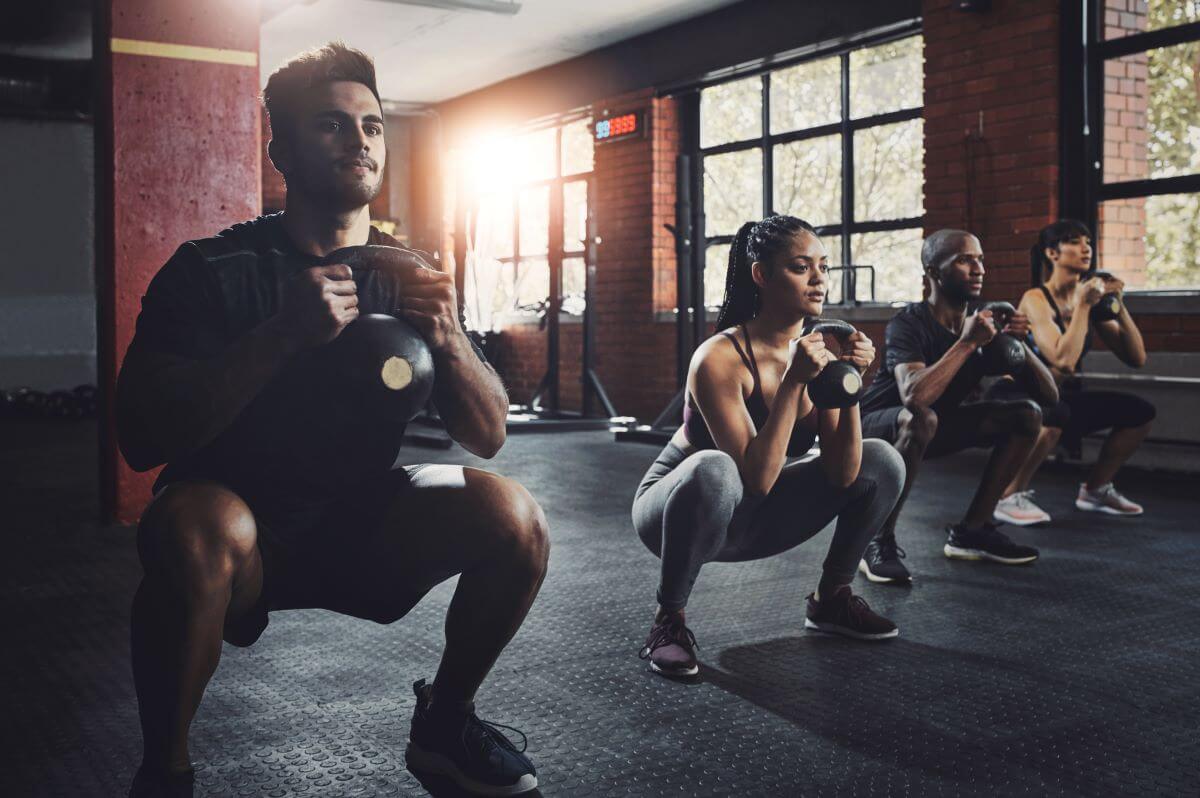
{"left": 630, "top": 214, "right": 906, "bottom": 678}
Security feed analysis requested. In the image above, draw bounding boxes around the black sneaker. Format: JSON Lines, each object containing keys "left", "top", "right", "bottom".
{"left": 804, "top": 585, "right": 899, "bottom": 640}
{"left": 406, "top": 679, "right": 537, "bottom": 796}
{"left": 128, "top": 765, "right": 194, "bottom": 798}
{"left": 858, "top": 537, "right": 911, "bottom": 584}
{"left": 944, "top": 522, "right": 1039, "bottom": 564}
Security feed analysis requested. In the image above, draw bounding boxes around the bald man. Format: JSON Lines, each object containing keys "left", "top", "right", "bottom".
{"left": 856, "top": 230, "right": 1059, "bottom": 582}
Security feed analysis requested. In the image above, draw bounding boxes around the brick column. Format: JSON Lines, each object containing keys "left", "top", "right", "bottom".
{"left": 922, "top": 0, "right": 1060, "bottom": 301}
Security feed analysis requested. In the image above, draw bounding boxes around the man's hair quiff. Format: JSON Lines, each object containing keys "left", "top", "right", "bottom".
{"left": 262, "top": 42, "right": 381, "bottom": 141}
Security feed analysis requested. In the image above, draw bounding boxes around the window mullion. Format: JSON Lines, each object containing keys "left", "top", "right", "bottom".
{"left": 840, "top": 51, "right": 854, "bottom": 300}
{"left": 762, "top": 72, "right": 772, "bottom": 217}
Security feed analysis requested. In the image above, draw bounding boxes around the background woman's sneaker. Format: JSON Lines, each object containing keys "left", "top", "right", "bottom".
{"left": 1076, "top": 482, "right": 1144, "bottom": 515}
{"left": 993, "top": 490, "right": 1051, "bottom": 526}
{"left": 638, "top": 612, "right": 699, "bottom": 677}
{"left": 804, "top": 586, "right": 898, "bottom": 640}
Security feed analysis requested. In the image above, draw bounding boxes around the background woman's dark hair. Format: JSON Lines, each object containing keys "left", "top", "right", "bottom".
{"left": 263, "top": 42, "right": 381, "bottom": 142}
{"left": 715, "top": 214, "right": 818, "bottom": 330}
{"left": 1030, "top": 219, "right": 1092, "bottom": 281}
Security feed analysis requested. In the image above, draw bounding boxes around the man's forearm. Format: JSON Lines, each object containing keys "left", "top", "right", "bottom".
{"left": 117, "top": 318, "right": 303, "bottom": 470}
{"left": 431, "top": 333, "right": 509, "bottom": 458}
{"left": 902, "top": 341, "right": 974, "bottom": 408}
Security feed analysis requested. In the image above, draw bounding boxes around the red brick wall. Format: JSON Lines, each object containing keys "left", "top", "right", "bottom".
{"left": 922, "top": 0, "right": 1060, "bottom": 304}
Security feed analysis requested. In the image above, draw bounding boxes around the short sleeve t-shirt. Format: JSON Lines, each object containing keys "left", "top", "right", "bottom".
{"left": 132, "top": 213, "right": 480, "bottom": 509}
{"left": 860, "top": 301, "right": 988, "bottom": 414}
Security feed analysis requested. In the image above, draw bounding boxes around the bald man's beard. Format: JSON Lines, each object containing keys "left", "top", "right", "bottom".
{"left": 933, "top": 270, "right": 976, "bottom": 305}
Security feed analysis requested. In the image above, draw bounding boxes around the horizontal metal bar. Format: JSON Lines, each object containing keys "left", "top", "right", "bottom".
{"left": 1082, "top": 373, "right": 1200, "bottom": 386}
{"left": 1100, "top": 173, "right": 1200, "bottom": 201}
{"left": 1097, "top": 20, "right": 1200, "bottom": 60}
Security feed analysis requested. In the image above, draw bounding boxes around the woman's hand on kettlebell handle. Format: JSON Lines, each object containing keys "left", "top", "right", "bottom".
{"left": 842, "top": 330, "right": 875, "bottom": 374}
{"left": 785, "top": 332, "right": 830, "bottom": 385}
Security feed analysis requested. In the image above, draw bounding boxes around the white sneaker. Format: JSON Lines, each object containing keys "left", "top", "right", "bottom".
{"left": 993, "top": 490, "right": 1052, "bottom": 526}
{"left": 1075, "top": 483, "right": 1144, "bottom": 516}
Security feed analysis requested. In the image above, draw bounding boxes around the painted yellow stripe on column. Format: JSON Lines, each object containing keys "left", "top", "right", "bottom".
{"left": 111, "top": 38, "right": 257, "bottom": 67}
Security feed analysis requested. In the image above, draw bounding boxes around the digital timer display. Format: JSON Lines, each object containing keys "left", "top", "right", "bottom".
{"left": 594, "top": 112, "right": 641, "bottom": 143}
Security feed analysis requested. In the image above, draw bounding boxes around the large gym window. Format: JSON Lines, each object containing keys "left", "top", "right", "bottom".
{"left": 1072, "top": 1, "right": 1200, "bottom": 292}
{"left": 458, "top": 117, "right": 593, "bottom": 330}
{"left": 696, "top": 33, "right": 925, "bottom": 307}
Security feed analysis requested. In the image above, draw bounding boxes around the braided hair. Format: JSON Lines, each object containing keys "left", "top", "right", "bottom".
{"left": 714, "top": 214, "right": 818, "bottom": 330}
{"left": 1030, "top": 219, "right": 1092, "bottom": 281}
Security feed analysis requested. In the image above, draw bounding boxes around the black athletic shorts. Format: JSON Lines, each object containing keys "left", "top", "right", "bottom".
{"left": 985, "top": 379, "right": 1156, "bottom": 449}
{"left": 861, "top": 400, "right": 1024, "bottom": 459}
{"left": 211, "top": 465, "right": 436, "bottom": 648}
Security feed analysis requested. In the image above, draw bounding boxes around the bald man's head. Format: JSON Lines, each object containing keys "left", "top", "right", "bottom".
{"left": 922, "top": 228, "right": 983, "bottom": 304}
{"left": 922, "top": 229, "right": 975, "bottom": 272}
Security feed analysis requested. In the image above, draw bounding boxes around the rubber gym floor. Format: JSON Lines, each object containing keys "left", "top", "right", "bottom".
{"left": 3, "top": 417, "right": 1198, "bottom": 797}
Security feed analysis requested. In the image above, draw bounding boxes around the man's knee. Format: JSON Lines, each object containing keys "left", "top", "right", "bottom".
{"left": 139, "top": 482, "right": 258, "bottom": 585}
{"left": 476, "top": 474, "right": 550, "bottom": 576}
{"left": 899, "top": 406, "right": 938, "bottom": 449}
{"left": 1003, "top": 400, "right": 1043, "bottom": 438}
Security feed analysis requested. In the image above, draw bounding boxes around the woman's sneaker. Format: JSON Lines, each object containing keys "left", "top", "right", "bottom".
{"left": 858, "top": 537, "right": 912, "bottom": 584}
{"left": 804, "top": 585, "right": 898, "bottom": 640}
{"left": 638, "top": 611, "right": 699, "bottom": 677}
{"left": 1075, "top": 482, "right": 1143, "bottom": 516}
{"left": 128, "top": 766, "right": 194, "bottom": 798}
{"left": 944, "top": 522, "right": 1039, "bottom": 564}
{"left": 993, "top": 490, "right": 1051, "bottom": 526}
{"left": 406, "top": 680, "right": 537, "bottom": 796}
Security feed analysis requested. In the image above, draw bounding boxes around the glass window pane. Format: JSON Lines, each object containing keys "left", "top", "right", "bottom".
{"left": 821, "top": 236, "right": 846, "bottom": 305}
{"left": 700, "top": 76, "right": 762, "bottom": 148}
{"left": 1104, "top": 39, "right": 1200, "bottom": 182}
{"left": 475, "top": 192, "right": 513, "bottom": 259}
{"left": 703, "top": 149, "right": 763, "bottom": 237}
{"left": 563, "top": 180, "right": 588, "bottom": 252}
{"left": 773, "top": 135, "right": 842, "bottom": 227}
{"left": 514, "top": 128, "right": 556, "bottom": 183}
{"left": 850, "top": 36, "right": 923, "bottom": 118}
{"left": 514, "top": 257, "right": 549, "bottom": 309}
{"left": 704, "top": 243, "right": 730, "bottom": 310}
{"left": 854, "top": 119, "right": 924, "bottom": 221}
{"left": 769, "top": 55, "right": 841, "bottom": 133}
{"left": 1103, "top": 0, "right": 1199, "bottom": 40}
{"left": 850, "top": 229, "right": 924, "bottom": 303}
{"left": 562, "top": 256, "right": 586, "bottom": 315}
{"left": 1099, "top": 194, "right": 1200, "bottom": 290}
{"left": 561, "top": 118, "right": 594, "bottom": 176}
{"left": 518, "top": 185, "right": 549, "bottom": 257}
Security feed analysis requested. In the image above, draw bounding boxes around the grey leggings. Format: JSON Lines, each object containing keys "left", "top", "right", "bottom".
{"left": 631, "top": 439, "right": 906, "bottom": 611}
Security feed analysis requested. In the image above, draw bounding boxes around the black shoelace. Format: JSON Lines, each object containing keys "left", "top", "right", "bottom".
{"left": 463, "top": 713, "right": 530, "bottom": 756}
{"left": 638, "top": 617, "right": 698, "bottom": 660}
{"left": 876, "top": 538, "right": 907, "bottom": 561}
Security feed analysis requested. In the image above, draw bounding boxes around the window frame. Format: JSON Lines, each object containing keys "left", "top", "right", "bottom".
{"left": 1064, "top": 0, "right": 1200, "bottom": 300}
{"left": 685, "top": 25, "right": 925, "bottom": 308}
{"left": 471, "top": 114, "right": 594, "bottom": 319}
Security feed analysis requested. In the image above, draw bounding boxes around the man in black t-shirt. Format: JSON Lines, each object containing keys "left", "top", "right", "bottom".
{"left": 856, "top": 229, "right": 1058, "bottom": 583}
{"left": 119, "top": 44, "right": 543, "bottom": 798}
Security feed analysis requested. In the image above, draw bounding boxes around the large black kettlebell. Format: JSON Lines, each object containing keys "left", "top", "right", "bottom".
{"left": 1089, "top": 270, "right": 1123, "bottom": 322}
{"left": 805, "top": 319, "right": 864, "bottom": 409}
{"left": 320, "top": 245, "right": 438, "bottom": 423}
{"left": 977, "top": 301, "right": 1026, "bottom": 376}
{"left": 328, "top": 314, "right": 435, "bottom": 422}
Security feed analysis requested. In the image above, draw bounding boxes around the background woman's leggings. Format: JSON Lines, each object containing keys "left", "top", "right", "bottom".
{"left": 631, "top": 439, "right": 905, "bottom": 612}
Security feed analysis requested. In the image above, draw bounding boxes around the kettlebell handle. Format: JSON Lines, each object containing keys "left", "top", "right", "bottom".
{"left": 805, "top": 318, "right": 857, "bottom": 339}
{"left": 979, "top": 301, "right": 1016, "bottom": 325}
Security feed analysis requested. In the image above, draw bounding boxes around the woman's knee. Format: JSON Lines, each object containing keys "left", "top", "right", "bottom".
{"left": 859, "top": 439, "right": 906, "bottom": 487}
{"left": 138, "top": 482, "right": 258, "bottom": 585}
{"left": 678, "top": 450, "right": 743, "bottom": 506}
